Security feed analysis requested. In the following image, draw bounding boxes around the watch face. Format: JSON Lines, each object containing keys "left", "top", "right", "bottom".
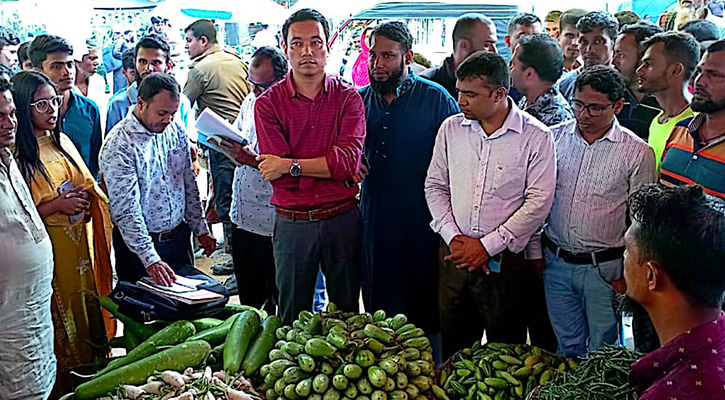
{"left": 290, "top": 162, "right": 301, "bottom": 177}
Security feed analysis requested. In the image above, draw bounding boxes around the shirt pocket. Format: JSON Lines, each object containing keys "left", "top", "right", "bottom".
{"left": 490, "top": 160, "right": 527, "bottom": 201}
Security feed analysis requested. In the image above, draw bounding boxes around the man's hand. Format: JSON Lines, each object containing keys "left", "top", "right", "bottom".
{"left": 197, "top": 233, "right": 217, "bottom": 257}
{"left": 528, "top": 258, "right": 545, "bottom": 279}
{"left": 147, "top": 261, "right": 176, "bottom": 286}
{"left": 257, "top": 154, "right": 291, "bottom": 181}
{"left": 611, "top": 278, "right": 627, "bottom": 295}
{"left": 445, "top": 235, "right": 491, "bottom": 274}
{"left": 219, "top": 139, "right": 258, "bottom": 167}
{"left": 352, "top": 164, "right": 369, "bottom": 184}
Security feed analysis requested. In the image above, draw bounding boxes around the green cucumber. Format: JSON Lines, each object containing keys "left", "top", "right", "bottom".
{"left": 95, "top": 320, "right": 195, "bottom": 377}
{"left": 242, "top": 315, "right": 283, "bottom": 375}
{"left": 75, "top": 340, "right": 210, "bottom": 399}
{"left": 191, "top": 317, "right": 224, "bottom": 331}
{"left": 224, "top": 310, "right": 262, "bottom": 375}
{"left": 222, "top": 303, "right": 267, "bottom": 319}
{"left": 187, "top": 313, "right": 240, "bottom": 345}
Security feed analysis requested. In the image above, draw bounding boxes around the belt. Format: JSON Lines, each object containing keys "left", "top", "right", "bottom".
{"left": 543, "top": 235, "right": 624, "bottom": 265}
{"left": 275, "top": 200, "right": 358, "bottom": 222}
{"left": 150, "top": 224, "right": 183, "bottom": 243}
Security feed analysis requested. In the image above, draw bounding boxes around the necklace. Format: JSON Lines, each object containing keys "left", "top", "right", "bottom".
{"left": 659, "top": 102, "right": 690, "bottom": 124}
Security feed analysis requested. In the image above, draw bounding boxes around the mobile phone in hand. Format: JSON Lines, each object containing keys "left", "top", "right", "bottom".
{"left": 57, "top": 180, "right": 84, "bottom": 224}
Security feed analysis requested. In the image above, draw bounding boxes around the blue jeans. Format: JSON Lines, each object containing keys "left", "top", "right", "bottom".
{"left": 313, "top": 270, "right": 326, "bottom": 312}
{"left": 543, "top": 248, "right": 621, "bottom": 357}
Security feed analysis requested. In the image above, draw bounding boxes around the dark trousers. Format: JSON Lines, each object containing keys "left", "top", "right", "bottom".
{"left": 209, "top": 149, "right": 236, "bottom": 246}
{"left": 231, "top": 225, "right": 278, "bottom": 315}
{"left": 519, "top": 263, "right": 558, "bottom": 352}
{"left": 273, "top": 208, "right": 362, "bottom": 324}
{"left": 113, "top": 222, "right": 218, "bottom": 288}
{"left": 439, "top": 241, "right": 528, "bottom": 361}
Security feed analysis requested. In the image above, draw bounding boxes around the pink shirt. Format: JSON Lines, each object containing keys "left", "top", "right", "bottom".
{"left": 255, "top": 73, "right": 366, "bottom": 210}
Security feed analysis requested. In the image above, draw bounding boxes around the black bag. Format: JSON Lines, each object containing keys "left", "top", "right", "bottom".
{"left": 110, "top": 269, "right": 229, "bottom": 322}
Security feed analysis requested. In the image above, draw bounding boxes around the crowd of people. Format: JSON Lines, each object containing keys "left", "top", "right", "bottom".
{"left": 0, "top": 2, "right": 725, "bottom": 399}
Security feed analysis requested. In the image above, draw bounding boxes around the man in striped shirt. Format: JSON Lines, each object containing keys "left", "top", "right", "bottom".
{"left": 660, "top": 40, "right": 725, "bottom": 198}
{"left": 544, "top": 66, "right": 656, "bottom": 357}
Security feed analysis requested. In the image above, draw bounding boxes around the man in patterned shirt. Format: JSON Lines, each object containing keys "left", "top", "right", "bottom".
{"left": 626, "top": 184, "right": 725, "bottom": 400}
{"left": 100, "top": 73, "right": 216, "bottom": 286}
{"left": 511, "top": 33, "right": 574, "bottom": 127}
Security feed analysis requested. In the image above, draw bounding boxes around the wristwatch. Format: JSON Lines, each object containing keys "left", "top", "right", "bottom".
{"left": 290, "top": 159, "right": 301, "bottom": 177}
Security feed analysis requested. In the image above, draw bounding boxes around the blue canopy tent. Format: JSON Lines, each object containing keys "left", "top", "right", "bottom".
{"left": 348, "top": 1, "right": 519, "bottom": 58}
{"left": 618, "top": 0, "right": 678, "bottom": 22}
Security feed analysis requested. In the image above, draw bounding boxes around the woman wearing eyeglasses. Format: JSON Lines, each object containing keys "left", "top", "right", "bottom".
{"left": 10, "top": 71, "right": 113, "bottom": 395}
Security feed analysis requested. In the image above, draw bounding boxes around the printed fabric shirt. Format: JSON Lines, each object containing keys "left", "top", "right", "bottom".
{"left": 629, "top": 313, "right": 725, "bottom": 400}
{"left": 105, "top": 81, "right": 197, "bottom": 141}
{"left": 63, "top": 90, "right": 103, "bottom": 178}
{"left": 424, "top": 100, "right": 557, "bottom": 259}
{"left": 545, "top": 119, "right": 657, "bottom": 253}
{"left": 0, "top": 148, "right": 56, "bottom": 398}
{"left": 230, "top": 93, "right": 275, "bottom": 237}
{"left": 518, "top": 87, "right": 575, "bottom": 127}
{"left": 99, "top": 109, "right": 209, "bottom": 268}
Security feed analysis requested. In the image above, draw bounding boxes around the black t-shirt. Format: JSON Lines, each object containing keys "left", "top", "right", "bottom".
{"left": 618, "top": 91, "right": 662, "bottom": 140}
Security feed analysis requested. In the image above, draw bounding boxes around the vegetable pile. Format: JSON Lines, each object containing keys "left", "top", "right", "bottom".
{"left": 68, "top": 300, "right": 275, "bottom": 400}
{"left": 531, "top": 345, "right": 641, "bottom": 400}
{"left": 434, "top": 342, "right": 576, "bottom": 400}
{"left": 259, "top": 304, "right": 436, "bottom": 400}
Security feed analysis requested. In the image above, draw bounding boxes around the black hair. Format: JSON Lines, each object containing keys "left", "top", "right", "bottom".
{"left": 559, "top": 9, "right": 587, "bottom": 32}
{"left": 452, "top": 13, "right": 495, "bottom": 51}
{"left": 10, "top": 71, "right": 78, "bottom": 184}
{"left": 619, "top": 21, "right": 664, "bottom": 57}
{"left": 629, "top": 184, "right": 725, "bottom": 308}
{"left": 251, "top": 46, "right": 288, "bottom": 81}
{"left": 185, "top": 19, "right": 218, "bottom": 44}
{"left": 575, "top": 65, "right": 627, "bottom": 102}
{"left": 517, "top": 33, "right": 564, "bottom": 83}
{"left": 507, "top": 13, "right": 541, "bottom": 35}
{"left": 122, "top": 48, "right": 135, "bottom": 70}
{"left": 135, "top": 33, "right": 171, "bottom": 63}
{"left": 151, "top": 16, "right": 162, "bottom": 24}
{"left": 576, "top": 11, "right": 619, "bottom": 41}
{"left": 614, "top": 10, "right": 641, "bottom": 29}
{"left": 455, "top": 50, "right": 510, "bottom": 91}
{"left": 137, "top": 72, "right": 180, "bottom": 102}
{"left": 18, "top": 41, "right": 30, "bottom": 65}
{"left": 0, "top": 75, "right": 10, "bottom": 92}
{"left": 0, "top": 26, "right": 20, "bottom": 49}
{"left": 28, "top": 34, "right": 73, "bottom": 69}
{"left": 371, "top": 21, "right": 414, "bottom": 53}
{"left": 679, "top": 19, "right": 720, "bottom": 43}
{"left": 708, "top": 39, "right": 725, "bottom": 53}
{"left": 642, "top": 32, "right": 700, "bottom": 80}
{"left": 282, "top": 8, "right": 330, "bottom": 46}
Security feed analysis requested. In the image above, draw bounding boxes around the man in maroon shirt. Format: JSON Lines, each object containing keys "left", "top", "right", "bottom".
{"left": 254, "top": 8, "right": 366, "bottom": 324}
{"left": 624, "top": 184, "right": 725, "bottom": 400}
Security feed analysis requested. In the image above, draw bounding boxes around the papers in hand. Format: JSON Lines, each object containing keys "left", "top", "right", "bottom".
{"left": 195, "top": 108, "right": 255, "bottom": 165}
{"left": 138, "top": 276, "right": 224, "bottom": 305}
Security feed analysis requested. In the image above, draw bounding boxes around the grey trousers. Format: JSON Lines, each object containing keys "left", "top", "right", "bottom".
{"left": 273, "top": 207, "right": 362, "bottom": 324}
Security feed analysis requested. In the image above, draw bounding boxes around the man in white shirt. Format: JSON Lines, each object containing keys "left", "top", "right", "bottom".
{"left": 0, "top": 76, "right": 56, "bottom": 398}
{"left": 544, "top": 66, "right": 656, "bottom": 357}
{"left": 425, "top": 51, "right": 556, "bottom": 359}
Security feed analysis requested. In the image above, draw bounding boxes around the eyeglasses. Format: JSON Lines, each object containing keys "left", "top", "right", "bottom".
{"left": 30, "top": 95, "right": 63, "bottom": 113}
{"left": 248, "top": 79, "right": 274, "bottom": 93}
{"left": 572, "top": 100, "right": 614, "bottom": 117}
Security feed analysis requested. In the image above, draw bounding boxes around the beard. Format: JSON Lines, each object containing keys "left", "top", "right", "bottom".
{"left": 369, "top": 59, "right": 406, "bottom": 95}
{"left": 692, "top": 96, "right": 725, "bottom": 113}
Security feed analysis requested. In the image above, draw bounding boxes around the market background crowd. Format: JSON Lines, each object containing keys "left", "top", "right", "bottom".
{"left": 0, "top": 0, "right": 725, "bottom": 398}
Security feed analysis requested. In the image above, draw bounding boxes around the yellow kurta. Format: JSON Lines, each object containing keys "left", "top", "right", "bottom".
{"left": 27, "top": 132, "right": 114, "bottom": 393}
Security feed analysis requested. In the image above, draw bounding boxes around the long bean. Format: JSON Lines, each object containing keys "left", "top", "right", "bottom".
{"left": 533, "top": 345, "right": 642, "bottom": 400}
